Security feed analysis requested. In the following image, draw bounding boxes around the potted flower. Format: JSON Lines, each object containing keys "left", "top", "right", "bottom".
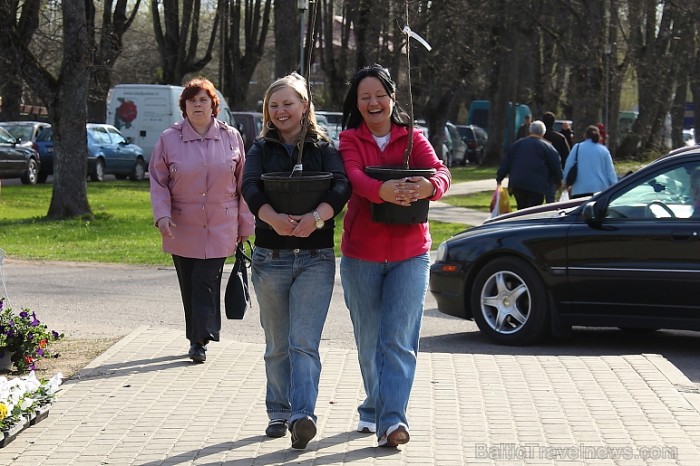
{"left": 0, "top": 298, "right": 63, "bottom": 373}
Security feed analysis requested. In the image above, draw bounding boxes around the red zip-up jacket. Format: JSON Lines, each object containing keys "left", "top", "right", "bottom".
{"left": 339, "top": 122, "right": 451, "bottom": 262}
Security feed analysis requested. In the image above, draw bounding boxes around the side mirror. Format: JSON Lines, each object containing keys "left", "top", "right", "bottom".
{"left": 125, "top": 137, "right": 133, "bottom": 144}
{"left": 581, "top": 201, "right": 602, "bottom": 226}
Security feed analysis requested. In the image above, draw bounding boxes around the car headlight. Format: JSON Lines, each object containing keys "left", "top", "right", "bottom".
{"left": 436, "top": 241, "right": 448, "bottom": 262}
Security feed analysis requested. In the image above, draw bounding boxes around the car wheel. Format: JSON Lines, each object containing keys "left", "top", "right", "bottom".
{"left": 130, "top": 158, "right": 146, "bottom": 181}
{"left": 90, "top": 159, "right": 105, "bottom": 182}
{"left": 20, "top": 159, "right": 39, "bottom": 185}
{"left": 471, "top": 257, "right": 550, "bottom": 345}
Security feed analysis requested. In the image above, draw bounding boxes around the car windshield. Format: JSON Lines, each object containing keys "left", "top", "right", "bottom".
{"left": 105, "top": 126, "right": 127, "bottom": 144}
{"left": 89, "top": 127, "right": 112, "bottom": 144}
{"left": 0, "top": 127, "right": 15, "bottom": 144}
{"left": 606, "top": 162, "right": 700, "bottom": 219}
{"left": 1, "top": 124, "right": 32, "bottom": 141}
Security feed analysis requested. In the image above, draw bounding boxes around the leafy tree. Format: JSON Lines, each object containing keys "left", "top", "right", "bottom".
{"left": 0, "top": 0, "right": 42, "bottom": 122}
{"left": 618, "top": 0, "right": 688, "bottom": 157}
{"left": 151, "top": 0, "right": 221, "bottom": 85}
{"left": 220, "top": 0, "right": 272, "bottom": 109}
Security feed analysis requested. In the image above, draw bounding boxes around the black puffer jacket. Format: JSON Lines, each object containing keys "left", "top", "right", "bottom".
{"left": 241, "top": 130, "right": 351, "bottom": 250}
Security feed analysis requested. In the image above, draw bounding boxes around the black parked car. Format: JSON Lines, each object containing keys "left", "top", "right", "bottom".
{"left": 0, "top": 126, "right": 41, "bottom": 184}
{"left": 454, "top": 124, "right": 488, "bottom": 165}
{"left": 430, "top": 145, "right": 700, "bottom": 345}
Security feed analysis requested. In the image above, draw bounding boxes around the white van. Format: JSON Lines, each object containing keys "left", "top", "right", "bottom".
{"left": 106, "top": 84, "right": 234, "bottom": 160}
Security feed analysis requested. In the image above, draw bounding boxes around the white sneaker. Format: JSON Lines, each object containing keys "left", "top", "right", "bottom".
{"left": 356, "top": 420, "right": 376, "bottom": 433}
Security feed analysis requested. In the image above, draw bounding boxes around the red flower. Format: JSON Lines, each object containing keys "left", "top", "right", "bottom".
{"left": 116, "top": 99, "right": 138, "bottom": 127}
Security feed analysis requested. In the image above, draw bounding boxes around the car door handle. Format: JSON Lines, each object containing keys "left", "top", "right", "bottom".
{"left": 672, "top": 230, "right": 699, "bottom": 241}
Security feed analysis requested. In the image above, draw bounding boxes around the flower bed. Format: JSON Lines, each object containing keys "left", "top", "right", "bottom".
{"left": 0, "top": 298, "right": 65, "bottom": 447}
{"left": 0, "top": 371, "right": 62, "bottom": 447}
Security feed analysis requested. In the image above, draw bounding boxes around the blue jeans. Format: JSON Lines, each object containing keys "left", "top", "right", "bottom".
{"left": 340, "top": 253, "right": 430, "bottom": 437}
{"left": 251, "top": 247, "right": 335, "bottom": 425}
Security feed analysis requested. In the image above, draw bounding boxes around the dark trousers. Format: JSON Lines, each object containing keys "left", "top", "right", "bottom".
{"left": 172, "top": 255, "right": 226, "bottom": 345}
{"left": 511, "top": 187, "right": 545, "bottom": 210}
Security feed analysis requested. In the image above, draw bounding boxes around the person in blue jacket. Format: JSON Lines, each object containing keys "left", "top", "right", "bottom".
{"left": 496, "top": 120, "right": 563, "bottom": 209}
{"left": 563, "top": 125, "right": 617, "bottom": 198}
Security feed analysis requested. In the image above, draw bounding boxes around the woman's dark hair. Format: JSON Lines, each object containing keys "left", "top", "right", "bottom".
{"left": 585, "top": 125, "right": 600, "bottom": 143}
{"left": 179, "top": 77, "right": 220, "bottom": 118}
{"left": 341, "top": 64, "right": 409, "bottom": 130}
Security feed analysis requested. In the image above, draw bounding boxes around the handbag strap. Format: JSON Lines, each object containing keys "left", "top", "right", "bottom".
{"left": 236, "top": 240, "right": 252, "bottom": 264}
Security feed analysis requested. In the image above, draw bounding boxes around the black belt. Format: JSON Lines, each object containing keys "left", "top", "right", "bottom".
{"left": 271, "top": 249, "right": 319, "bottom": 259}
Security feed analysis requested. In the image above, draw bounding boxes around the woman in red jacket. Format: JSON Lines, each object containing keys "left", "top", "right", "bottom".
{"left": 338, "top": 64, "right": 450, "bottom": 448}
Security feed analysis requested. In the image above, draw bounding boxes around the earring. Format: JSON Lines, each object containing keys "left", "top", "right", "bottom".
{"left": 266, "top": 121, "right": 276, "bottom": 130}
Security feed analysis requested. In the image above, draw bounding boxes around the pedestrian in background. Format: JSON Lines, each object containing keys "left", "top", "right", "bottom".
{"left": 563, "top": 125, "right": 617, "bottom": 198}
{"left": 149, "top": 77, "right": 255, "bottom": 364}
{"left": 338, "top": 64, "right": 451, "bottom": 448}
{"left": 516, "top": 114, "right": 532, "bottom": 140}
{"left": 542, "top": 112, "right": 570, "bottom": 202}
{"left": 241, "top": 72, "right": 350, "bottom": 450}
{"left": 497, "top": 120, "right": 563, "bottom": 209}
{"left": 560, "top": 120, "right": 574, "bottom": 148}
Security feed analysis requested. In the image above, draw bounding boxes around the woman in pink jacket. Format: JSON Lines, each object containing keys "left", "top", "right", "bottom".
{"left": 338, "top": 65, "right": 450, "bottom": 447}
{"left": 149, "top": 77, "right": 255, "bottom": 363}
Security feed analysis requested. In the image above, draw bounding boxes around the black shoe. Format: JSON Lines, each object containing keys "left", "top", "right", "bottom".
{"left": 290, "top": 416, "right": 316, "bottom": 450}
{"left": 188, "top": 343, "right": 206, "bottom": 363}
{"left": 265, "top": 419, "right": 288, "bottom": 438}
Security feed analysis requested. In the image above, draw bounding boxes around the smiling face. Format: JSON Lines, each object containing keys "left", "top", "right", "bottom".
{"left": 267, "top": 85, "right": 308, "bottom": 144}
{"left": 356, "top": 76, "right": 394, "bottom": 136}
{"left": 184, "top": 89, "right": 213, "bottom": 128}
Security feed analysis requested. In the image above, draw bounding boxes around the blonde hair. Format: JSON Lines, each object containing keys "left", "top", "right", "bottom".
{"left": 260, "top": 72, "right": 328, "bottom": 142}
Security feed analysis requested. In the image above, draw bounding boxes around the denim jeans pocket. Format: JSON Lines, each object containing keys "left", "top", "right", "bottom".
{"left": 252, "top": 246, "right": 274, "bottom": 264}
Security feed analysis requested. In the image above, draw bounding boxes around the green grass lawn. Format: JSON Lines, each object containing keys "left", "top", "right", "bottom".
{"left": 0, "top": 181, "right": 470, "bottom": 265}
{"left": 0, "top": 159, "right": 649, "bottom": 265}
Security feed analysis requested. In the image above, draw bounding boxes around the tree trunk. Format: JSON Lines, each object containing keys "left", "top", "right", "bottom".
{"left": 567, "top": 1, "right": 605, "bottom": 137}
{"left": 274, "top": 0, "right": 300, "bottom": 77}
{"left": 47, "top": 0, "right": 92, "bottom": 219}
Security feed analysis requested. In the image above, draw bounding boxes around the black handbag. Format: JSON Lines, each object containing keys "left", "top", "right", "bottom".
{"left": 225, "top": 241, "right": 251, "bottom": 320}
{"left": 565, "top": 145, "right": 580, "bottom": 186}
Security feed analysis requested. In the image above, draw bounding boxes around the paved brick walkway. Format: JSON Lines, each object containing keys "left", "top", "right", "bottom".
{"left": 2, "top": 326, "right": 700, "bottom": 465}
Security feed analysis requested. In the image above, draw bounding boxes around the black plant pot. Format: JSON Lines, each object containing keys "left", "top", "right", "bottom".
{"left": 365, "top": 166, "right": 436, "bottom": 224}
{"left": 261, "top": 171, "right": 333, "bottom": 215}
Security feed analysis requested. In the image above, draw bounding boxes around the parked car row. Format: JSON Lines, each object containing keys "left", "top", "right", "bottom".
{"left": 34, "top": 123, "right": 147, "bottom": 182}
{"left": 413, "top": 121, "right": 488, "bottom": 167}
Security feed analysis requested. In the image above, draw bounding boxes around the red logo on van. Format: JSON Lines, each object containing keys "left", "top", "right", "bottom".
{"left": 115, "top": 98, "right": 137, "bottom": 129}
